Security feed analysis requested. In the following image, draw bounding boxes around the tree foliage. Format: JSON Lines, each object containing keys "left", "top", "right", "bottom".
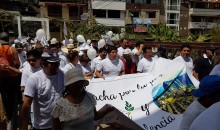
{"left": 147, "top": 23, "right": 180, "bottom": 42}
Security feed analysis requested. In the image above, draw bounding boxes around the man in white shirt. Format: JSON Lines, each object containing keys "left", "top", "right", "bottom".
{"left": 132, "top": 41, "right": 144, "bottom": 65}
{"left": 21, "top": 52, "right": 65, "bottom": 130}
{"left": 117, "top": 38, "right": 128, "bottom": 58}
{"left": 173, "top": 44, "right": 194, "bottom": 74}
{"left": 137, "top": 46, "right": 155, "bottom": 73}
{"left": 91, "top": 47, "right": 107, "bottom": 78}
{"left": 179, "top": 75, "right": 220, "bottom": 130}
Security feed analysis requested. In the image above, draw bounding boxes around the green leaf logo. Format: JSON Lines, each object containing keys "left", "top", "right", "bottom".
{"left": 125, "top": 101, "right": 134, "bottom": 112}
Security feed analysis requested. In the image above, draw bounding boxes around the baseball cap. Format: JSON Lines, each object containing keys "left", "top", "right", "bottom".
{"left": 192, "top": 75, "right": 220, "bottom": 97}
{"left": 65, "top": 68, "right": 89, "bottom": 87}
{"left": 41, "top": 52, "right": 60, "bottom": 63}
{"left": 123, "top": 48, "right": 132, "bottom": 55}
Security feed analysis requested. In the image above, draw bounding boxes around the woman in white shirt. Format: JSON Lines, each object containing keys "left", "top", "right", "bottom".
{"left": 96, "top": 46, "right": 124, "bottom": 79}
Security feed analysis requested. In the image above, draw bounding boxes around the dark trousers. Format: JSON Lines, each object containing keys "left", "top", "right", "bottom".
{"left": 0, "top": 76, "right": 20, "bottom": 130}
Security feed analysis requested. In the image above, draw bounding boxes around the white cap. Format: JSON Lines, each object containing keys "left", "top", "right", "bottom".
{"left": 123, "top": 48, "right": 132, "bottom": 55}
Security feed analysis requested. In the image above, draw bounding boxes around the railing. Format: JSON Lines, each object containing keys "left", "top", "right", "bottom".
{"left": 189, "top": 22, "right": 218, "bottom": 29}
{"left": 167, "top": 5, "right": 180, "bottom": 11}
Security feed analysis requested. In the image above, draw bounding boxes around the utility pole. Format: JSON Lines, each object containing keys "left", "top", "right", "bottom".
{"left": 88, "top": 0, "right": 93, "bottom": 18}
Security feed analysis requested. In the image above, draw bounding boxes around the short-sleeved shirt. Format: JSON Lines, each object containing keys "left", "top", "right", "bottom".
{"left": 96, "top": 57, "right": 124, "bottom": 78}
{"left": 137, "top": 57, "right": 155, "bottom": 73}
{"left": 52, "top": 92, "right": 96, "bottom": 130}
{"left": 179, "top": 99, "right": 206, "bottom": 130}
{"left": 61, "top": 63, "right": 83, "bottom": 75}
{"left": 20, "top": 66, "right": 41, "bottom": 86}
{"left": 91, "top": 56, "right": 104, "bottom": 77}
{"left": 24, "top": 70, "right": 65, "bottom": 129}
{"left": 132, "top": 47, "right": 143, "bottom": 65}
{"left": 91, "top": 56, "right": 102, "bottom": 71}
{"left": 173, "top": 56, "right": 194, "bottom": 74}
{"left": 117, "top": 47, "right": 125, "bottom": 58}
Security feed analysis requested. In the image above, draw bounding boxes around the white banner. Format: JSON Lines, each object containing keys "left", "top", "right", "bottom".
{"left": 87, "top": 58, "right": 199, "bottom": 130}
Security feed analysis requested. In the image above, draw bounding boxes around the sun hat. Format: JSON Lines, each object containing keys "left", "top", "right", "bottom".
{"left": 192, "top": 75, "right": 220, "bottom": 97}
{"left": 123, "top": 48, "right": 132, "bottom": 55}
{"left": 65, "top": 68, "right": 89, "bottom": 87}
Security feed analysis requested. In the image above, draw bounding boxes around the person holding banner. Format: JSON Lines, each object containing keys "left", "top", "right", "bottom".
{"left": 96, "top": 46, "right": 124, "bottom": 79}
{"left": 173, "top": 44, "right": 194, "bottom": 74}
{"left": 179, "top": 75, "right": 220, "bottom": 130}
{"left": 51, "top": 68, "right": 114, "bottom": 130}
{"left": 137, "top": 46, "right": 155, "bottom": 73}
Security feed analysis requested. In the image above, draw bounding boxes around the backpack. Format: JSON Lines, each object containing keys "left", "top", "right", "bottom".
{"left": 0, "top": 45, "right": 10, "bottom": 71}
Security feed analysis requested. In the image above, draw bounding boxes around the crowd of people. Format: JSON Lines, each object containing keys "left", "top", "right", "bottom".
{"left": 0, "top": 31, "right": 220, "bottom": 130}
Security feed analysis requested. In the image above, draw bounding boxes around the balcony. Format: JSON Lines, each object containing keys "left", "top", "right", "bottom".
{"left": 189, "top": 8, "right": 220, "bottom": 16}
{"left": 95, "top": 18, "right": 125, "bottom": 26}
{"left": 126, "top": 3, "right": 160, "bottom": 10}
{"left": 92, "top": 0, "right": 125, "bottom": 10}
{"left": 188, "top": 22, "right": 218, "bottom": 29}
{"left": 167, "top": 5, "right": 180, "bottom": 11}
{"left": 125, "top": 17, "right": 159, "bottom": 25}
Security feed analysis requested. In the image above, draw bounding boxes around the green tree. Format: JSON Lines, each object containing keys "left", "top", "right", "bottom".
{"left": 148, "top": 23, "right": 180, "bottom": 42}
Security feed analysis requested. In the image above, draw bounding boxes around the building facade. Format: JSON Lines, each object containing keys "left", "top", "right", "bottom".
{"left": 92, "top": 0, "right": 126, "bottom": 26}
{"left": 39, "top": 0, "right": 88, "bottom": 39}
{"left": 125, "top": 0, "right": 161, "bottom": 34}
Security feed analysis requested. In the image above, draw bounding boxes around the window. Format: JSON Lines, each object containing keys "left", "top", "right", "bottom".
{"left": 93, "top": 9, "right": 106, "bottom": 18}
{"left": 148, "top": 11, "right": 156, "bottom": 18}
{"left": 49, "top": 23, "right": 60, "bottom": 32}
{"left": 48, "top": 5, "right": 62, "bottom": 17}
{"left": 108, "top": 10, "right": 120, "bottom": 18}
{"left": 130, "top": 11, "right": 139, "bottom": 17}
{"left": 69, "top": 6, "right": 83, "bottom": 20}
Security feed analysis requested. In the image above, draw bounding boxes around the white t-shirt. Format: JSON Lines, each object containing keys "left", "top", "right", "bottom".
{"left": 18, "top": 51, "right": 27, "bottom": 69}
{"left": 96, "top": 57, "right": 124, "bottom": 78}
{"left": 61, "top": 63, "right": 83, "bottom": 75}
{"left": 24, "top": 70, "right": 65, "bottom": 129}
{"left": 91, "top": 56, "right": 102, "bottom": 71}
{"left": 179, "top": 99, "right": 206, "bottom": 130}
{"left": 117, "top": 47, "right": 125, "bottom": 58}
{"left": 210, "top": 64, "right": 220, "bottom": 76}
{"left": 173, "top": 56, "right": 194, "bottom": 74}
{"left": 137, "top": 57, "right": 155, "bottom": 73}
{"left": 189, "top": 102, "right": 220, "bottom": 130}
{"left": 91, "top": 56, "right": 103, "bottom": 77}
{"left": 132, "top": 47, "right": 143, "bottom": 65}
{"left": 20, "top": 66, "right": 41, "bottom": 86}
